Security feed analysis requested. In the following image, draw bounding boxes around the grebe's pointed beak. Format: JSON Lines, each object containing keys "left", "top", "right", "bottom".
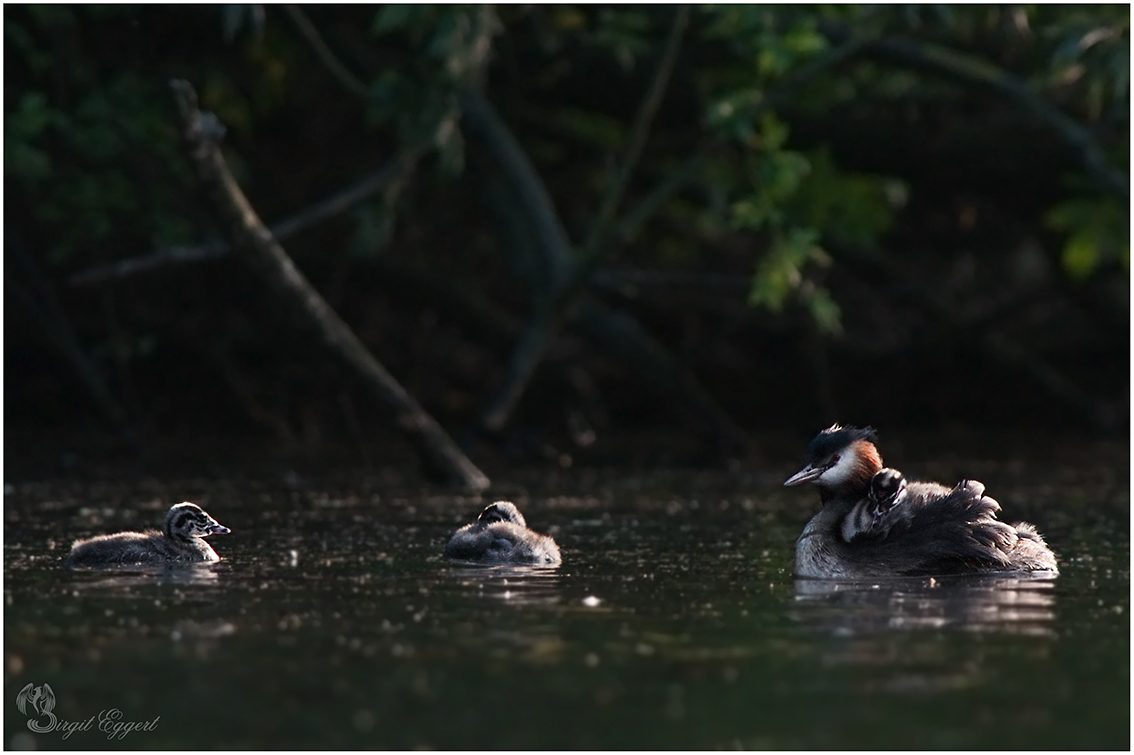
{"left": 206, "top": 522, "right": 231, "bottom": 535}
{"left": 784, "top": 464, "right": 823, "bottom": 486}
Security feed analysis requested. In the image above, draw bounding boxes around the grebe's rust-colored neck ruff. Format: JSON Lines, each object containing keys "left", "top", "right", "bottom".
{"left": 819, "top": 438, "right": 884, "bottom": 504}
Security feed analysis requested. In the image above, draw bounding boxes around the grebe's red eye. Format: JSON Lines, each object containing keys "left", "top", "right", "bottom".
{"left": 832, "top": 454, "right": 841, "bottom": 463}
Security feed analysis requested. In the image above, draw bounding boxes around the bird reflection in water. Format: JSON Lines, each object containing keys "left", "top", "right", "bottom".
{"left": 792, "top": 573, "right": 1056, "bottom": 637}
{"left": 69, "top": 563, "right": 222, "bottom": 589}
{"left": 446, "top": 564, "right": 564, "bottom": 607}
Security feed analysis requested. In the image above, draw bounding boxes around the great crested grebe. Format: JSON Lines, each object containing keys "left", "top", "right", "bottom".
{"left": 64, "top": 502, "right": 231, "bottom": 568}
{"left": 784, "top": 425, "right": 1057, "bottom": 578}
{"left": 445, "top": 501, "right": 561, "bottom": 566}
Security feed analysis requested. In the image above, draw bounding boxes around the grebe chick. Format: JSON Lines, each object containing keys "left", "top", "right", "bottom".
{"left": 64, "top": 502, "right": 230, "bottom": 568}
{"left": 840, "top": 467, "right": 909, "bottom": 543}
{"left": 445, "top": 501, "right": 561, "bottom": 566}
{"left": 785, "top": 424, "right": 1057, "bottom": 578}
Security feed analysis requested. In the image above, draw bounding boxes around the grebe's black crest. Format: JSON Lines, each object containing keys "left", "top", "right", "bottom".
{"left": 807, "top": 424, "right": 877, "bottom": 460}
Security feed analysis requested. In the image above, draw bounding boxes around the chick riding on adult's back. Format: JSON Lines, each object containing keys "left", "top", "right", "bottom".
{"left": 784, "top": 424, "right": 1057, "bottom": 579}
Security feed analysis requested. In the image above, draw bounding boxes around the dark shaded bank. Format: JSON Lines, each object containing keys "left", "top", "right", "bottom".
{"left": 6, "top": 7, "right": 1128, "bottom": 479}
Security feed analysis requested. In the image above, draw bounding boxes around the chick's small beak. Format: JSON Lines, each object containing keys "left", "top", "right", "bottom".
{"left": 207, "top": 522, "right": 231, "bottom": 535}
{"left": 784, "top": 464, "right": 823, "bottom": 486}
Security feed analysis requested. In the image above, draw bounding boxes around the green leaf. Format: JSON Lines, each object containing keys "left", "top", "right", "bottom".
{"left": 1045, "top": 196, "right": 1129, "bottom": 281}
{"left": 758, "top": 112, "right": 790, "bottom": 151}
{"left": 805, "top": 287, "right": 842, "bottom": 334}
{"left": 1060, "top": 230, "right": 1099, "bottom": 281}
{"left": 747, "top": 227, "right": 840, "bottom": 330}
{"left": 593, "top": 8, "right": 652, "bottom": 69}
{"left": 5, "top": 143, "right": 52, "bottom": 182}
{"left": 748, "top": 227, "right": 821, "bottom": 310}
{"left": 9, "top": 92, "right": 58, "bottom": 137}
{"left": 372, "top": 4, "right": 420, "bottom": 35}
{"left": 785, "top": 147, "right": 897, "bottom": 247}
{"left": 221, "top": 5, "right": 265, "bottom": 42}
{"left": 559, "top": 108, "right": 627, "bottom": 150}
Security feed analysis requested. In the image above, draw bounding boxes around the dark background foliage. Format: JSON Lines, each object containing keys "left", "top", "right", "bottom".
{"left": 4, "top": 4, "right": 1129, "bottom": 475}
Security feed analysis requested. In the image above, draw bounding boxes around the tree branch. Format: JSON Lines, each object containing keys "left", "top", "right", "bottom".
{"left": 478, "top": 5, "right": 691, "bottom": 432}
{"left": 457, "top": 87, "right": 574, "bottom": 286}
{"left": 282, "top": 5, "right": 369, "bottom": 98}
{"left": 169, "top": 79, "right": 490, "bottom": 490}
{"left": 69, "top": 157, "right": 414, "bottom": 287}
{"left": 851, "top": 33, "right": 1129, "bottom": 204}
{"left": 579, "top": 4, "right": 692, "bottom": 262}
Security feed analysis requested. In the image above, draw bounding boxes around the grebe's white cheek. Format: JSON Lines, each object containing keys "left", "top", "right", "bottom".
{"left": 818, "top": 453, "right": 856, "bottom": 486}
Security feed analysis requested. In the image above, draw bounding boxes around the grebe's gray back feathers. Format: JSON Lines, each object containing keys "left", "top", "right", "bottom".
{"left": 872, "top": 478, "right": 1019, "bottom": 573}
{"left": 828, "top": 475, "right": 1054, "bottom": 575}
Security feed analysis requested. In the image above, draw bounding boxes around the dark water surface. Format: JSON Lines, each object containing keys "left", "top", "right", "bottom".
{"left": 4, "top": 443, "right": 1129, "bottom": 749}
